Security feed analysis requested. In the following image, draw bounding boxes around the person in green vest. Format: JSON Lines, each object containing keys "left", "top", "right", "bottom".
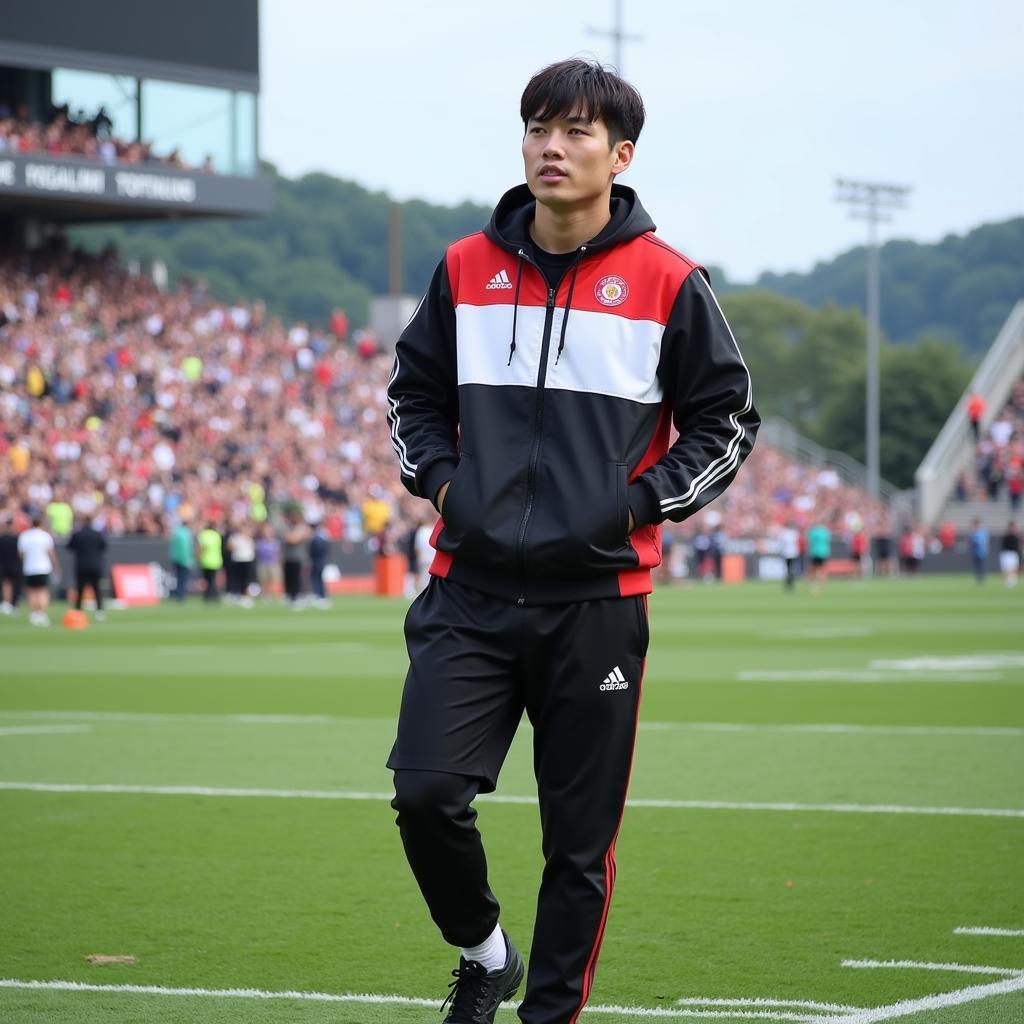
{"left": 197, "top": 521, "right": 224, "bottom": 603}
{"left": 46, "top": 495, "right": 74, "bottom": 540}
{"left": 168, "top": 518, "right": 196, "bottom": 601}
{"left": 806, "top": 517, "right": 833, "bottom": 594}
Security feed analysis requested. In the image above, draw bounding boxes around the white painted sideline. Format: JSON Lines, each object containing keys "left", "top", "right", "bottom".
{"left": 0, "top": 726, "right": 91, "bottom": 736}
{"left": 955, "top": 926, "right": 1024, "bottom": 937}
{"left": 3, "top": 710, "right": 1023, "bottom": 738}
{"left": 5, "top": 976, "right": 1024, "bottom": 1024}
{"left": 812, "top": 973, "right": 1024, "bottom": 1023}
{"left": 842, "top": 959, "right": 1023, "bottom": 977}
{"left": 2, "top": 782, "right": 1023, "bottom": 819}
{"left": 676, "top": 996, "right": 858, "bottom": 1013}
{"left": 0, "top": 979, "right": 827, "bottom": 1021}
{"left": 737, "top": 671, "right": 1002, "bottom": 684}
{"left": 640, "top": 722, "right": 1024, "bottom": 738}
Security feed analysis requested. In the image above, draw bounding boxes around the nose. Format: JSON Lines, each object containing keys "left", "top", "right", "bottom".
{"left": 542, "top": 134, "right": 566, "bottom": 159}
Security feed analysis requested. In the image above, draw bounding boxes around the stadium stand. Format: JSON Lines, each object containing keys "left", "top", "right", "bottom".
{"left": 0, "top": 102, "right": 209, "bottom": 171}
{"left": 0, "top": 239, "right": 413, "bottom": 545}
{"left": 0, "top": 240, "right": 891, "bottom": 574}
{"left": 957, "top": 378, "right": 1024, "bottom": 510}
{"left": 917, "top": 301, "right": 1024, "bottom": 530}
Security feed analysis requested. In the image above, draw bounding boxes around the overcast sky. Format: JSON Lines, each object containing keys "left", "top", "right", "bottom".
{"left": 260, "top": 0, "right": 1023, "bottom": 283}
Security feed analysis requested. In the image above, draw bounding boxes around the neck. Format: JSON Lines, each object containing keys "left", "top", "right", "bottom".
{"left": 530, "top": 192, "right": 612, "bottom": 254}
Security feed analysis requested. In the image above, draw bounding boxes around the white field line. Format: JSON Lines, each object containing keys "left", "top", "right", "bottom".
{"left": 813, "top": 973, "right": 1024, "bottom": 1023}
{"left": 0, "top": 979, "right": 828, "bottom": 1021}
{"left": 0, "top": 726, "right": 92, "bottom": 737}
{"left": 639, "top": 722, "right": 1024, "bottom": 738}
{"left": 676, "top": 997, "right": 858, "bottom": 1013}
{"left": 0, "top": 710, "right": 343, "bottom": 725}
{"left": 771, "top": 627, "right": 874, "bottom": 639}
{"left": 955, "top": 927, "right": 1024, "bottom": 937}
{"left": 841, "top": 959, "right": 1023, "bottom": 977}
{"left": 1, "top": 782, "right": 1023, "bottom": 819}
{"left": 871, "top": 654, "right": 1024, "bottom": 672}
{"left": 3, "top": 710, "right": 1023, "bottom": 739}
{"left": 737, "top": 671, "right": 1003, "bottom": 684}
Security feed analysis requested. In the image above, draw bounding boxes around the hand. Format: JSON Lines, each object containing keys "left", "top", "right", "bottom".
{"left": 436, "top": 481, "right": 450, "bottom": 514}
{"left": 627, "top": 508, "right": 635, "bottom": 533}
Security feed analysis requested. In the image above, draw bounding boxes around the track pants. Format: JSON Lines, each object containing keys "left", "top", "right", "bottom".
{"left": 75, "top": 569, "right": 103, "bottom": 610}
{"left": 388, "top": 577, "right": 648, "bottom": 1024}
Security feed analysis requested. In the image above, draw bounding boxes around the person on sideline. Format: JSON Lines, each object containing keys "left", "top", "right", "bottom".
{"left": 806, "top": 517, "right": 832, "bottom": 593}
{"left": 17, "top": 514, "right": 56, "bottom": 627}
{"left": 196, "top": 521, "right": 223, "bottom": 602}
{"left": 999, "top": 522, "right": 1020, "bottom": 587}
{"left": 0, "top": 507, "right": 23, "bottom": 615}
{"left": 778, "top": 520, "right": 802, "bottom": 590}
{"left": 385, "top": 59, "right": 758, "bottom": 1024}
{"left": 280, "top": 508, "right": 310, "bottom": 608}
{"left": 969, "top": 518, "right": 989, "bottom": 583}
{"left": 67, "top": 515, "right": 108, "bottom": 620}
{"left": 169, "top": 517, "right": 195, "bottom": 601}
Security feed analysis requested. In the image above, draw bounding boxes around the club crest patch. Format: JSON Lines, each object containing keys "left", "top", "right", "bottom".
{"left": 595, "top": 275, "right": 629, "bottom": 306}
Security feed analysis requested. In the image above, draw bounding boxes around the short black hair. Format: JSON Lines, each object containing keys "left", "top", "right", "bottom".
{"left": 521, "top": 59, "right": 645, "bottom": 146}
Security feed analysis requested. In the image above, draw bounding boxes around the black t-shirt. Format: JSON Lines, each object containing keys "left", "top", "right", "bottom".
{"left": 531, "top": 246, "right": 577, "bottom": 290}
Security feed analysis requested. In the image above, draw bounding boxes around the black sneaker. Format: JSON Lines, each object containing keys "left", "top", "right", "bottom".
{"left": 439, "top": 929, "right": 525, "bottom": 1023}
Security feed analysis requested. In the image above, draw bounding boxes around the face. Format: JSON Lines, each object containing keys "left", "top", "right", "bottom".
{"left": 522, "top": 112, "right": 633, "bottom": 211}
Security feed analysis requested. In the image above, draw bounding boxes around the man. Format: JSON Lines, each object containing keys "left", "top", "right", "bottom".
{"left": 17, "top": 514, "right": 55, "bottom": 627}
{"left": 999, "top": 521, "right": 1021, "bottom": 587}
{"left": 806, "top": 517, "right": 832, "bottom": 593}
{"left": 67, "top": 515, "right": 107, "bottom": 620}
{"left": 279, "top": 509, "right": 309, "bottom": 608}
{"left": 778, "top": 520, "right": 802, "bottom": 590}
{"left": 0, "top": 507, "right": 22, "bottom": 615}
{"left": 386, "top": 59, "right": 757, "bottom": 1024}
{"left": 169, "top": 517, "right": 195, "bottom": 601}
{"left": 196, "top": 521, "right": 223, "bottom": 602}
{"left": 968, "top": 518, "right": 989, "bottom": 584}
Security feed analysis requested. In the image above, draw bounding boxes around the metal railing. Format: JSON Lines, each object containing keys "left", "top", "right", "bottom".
{"left": 759, "top": 416, "right": 901, "bottom": 504}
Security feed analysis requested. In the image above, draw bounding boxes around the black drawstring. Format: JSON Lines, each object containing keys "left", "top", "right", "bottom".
{"left": 507, "top": 252, "right": 525, "bottom": 366}
{"left": 554, "top": 247, "right": 585, "bottom": 365}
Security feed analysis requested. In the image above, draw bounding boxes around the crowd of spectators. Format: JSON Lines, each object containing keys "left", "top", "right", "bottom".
{"left": 1, "top": 238, "right": 889, "bottom": 576}
{"left": 0, "top": 101, "right": 213, "bottom": 172}
{"left": 956, "top": 384, "right": 1024, "bottom": 509}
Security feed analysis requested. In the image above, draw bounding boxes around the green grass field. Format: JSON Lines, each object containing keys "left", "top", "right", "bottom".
{"left": 1, "top": 576, "right": 1023, "bottom": 1024}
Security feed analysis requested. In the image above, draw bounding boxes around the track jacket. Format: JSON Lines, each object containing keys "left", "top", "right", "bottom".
{"left": 387, "top": 183, "right": 758, "bottom": 604}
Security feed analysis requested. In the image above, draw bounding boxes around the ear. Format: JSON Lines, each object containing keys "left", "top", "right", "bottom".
{"left": 611, "top": 139, "right": 634, "bottom": 176}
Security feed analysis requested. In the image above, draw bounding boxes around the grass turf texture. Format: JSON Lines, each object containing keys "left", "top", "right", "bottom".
{"left": 0, "top": 576, "right": 1022, "bottom": 1023}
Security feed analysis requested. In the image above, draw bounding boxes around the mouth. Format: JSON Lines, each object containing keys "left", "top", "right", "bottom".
{"left": 538, "top": 164, "right": 568, "bottom": 181}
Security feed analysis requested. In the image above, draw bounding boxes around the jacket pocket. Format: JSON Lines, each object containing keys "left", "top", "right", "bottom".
{"left": 614, "top": 461, "right": 629, "bottom": 542}
{"left": 526, "top": 458, "right": 633, "bottom": 573}
{"left": 439, "top": 452, "right": 473, "bottom": 536}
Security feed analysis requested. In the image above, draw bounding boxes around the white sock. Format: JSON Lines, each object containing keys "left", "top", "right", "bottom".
{"left": 461, "top": 923, "right": 507, "bottom": 973}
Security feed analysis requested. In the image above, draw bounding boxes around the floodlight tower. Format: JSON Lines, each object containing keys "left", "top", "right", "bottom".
{"left": 835, "top": 178, "right": 911, "bottom": 499}
{"left": 587, "top": 0, "right": 642, "bottom": 72}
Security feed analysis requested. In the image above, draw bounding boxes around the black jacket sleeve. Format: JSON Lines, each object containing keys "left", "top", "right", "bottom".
{"left": 386, "top": 258, "right": 460, "bottom": 506}
{"left": 627, "top": 269, "right": 759, "bottom": 526}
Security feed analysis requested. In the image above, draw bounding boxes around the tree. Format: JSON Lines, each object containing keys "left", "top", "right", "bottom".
{"left": 818, "top": 335, "right": 973, "bottom": 488}
{"left": 720, "top": 291, "right": 863, "bottom": 436}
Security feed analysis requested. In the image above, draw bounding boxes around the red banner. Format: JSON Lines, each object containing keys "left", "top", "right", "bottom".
{"left": 111, "top": 564, "right": 160, "bottom": 606}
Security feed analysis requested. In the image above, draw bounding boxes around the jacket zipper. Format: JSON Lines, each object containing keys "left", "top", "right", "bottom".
{"left": 513, "top": 246, "right": 585, "bottom": 605}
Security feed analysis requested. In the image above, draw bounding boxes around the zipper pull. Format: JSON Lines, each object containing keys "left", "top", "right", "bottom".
{"left": 547, "top": 287, "right": 555, "bottom": 309}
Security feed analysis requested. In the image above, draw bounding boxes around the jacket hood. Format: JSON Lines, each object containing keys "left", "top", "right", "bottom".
{"left": 484, "top": 183, "right": 655, "bottom": 255}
